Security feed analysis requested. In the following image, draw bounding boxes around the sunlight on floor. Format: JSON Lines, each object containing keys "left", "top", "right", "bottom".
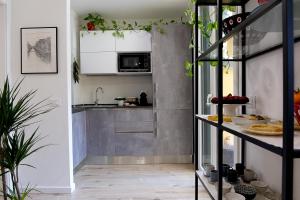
{"left": 25, "top": 164, "right": 210, "bottom": 200}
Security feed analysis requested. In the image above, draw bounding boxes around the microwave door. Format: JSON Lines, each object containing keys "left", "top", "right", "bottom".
{"left": 118, "top": 53, "right": 151, "bottom": 72}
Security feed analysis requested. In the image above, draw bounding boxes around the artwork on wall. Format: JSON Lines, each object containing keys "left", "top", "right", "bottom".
{"left": 21, "top": 27, "right": 58, "bottom": 74}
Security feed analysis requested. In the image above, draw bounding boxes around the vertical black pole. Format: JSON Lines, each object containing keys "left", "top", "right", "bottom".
{"left": 217, "top": 0, "right": 223, "bottom": 199}
{"left": 241, "top": 4, "right": 246, "bottom": 167}
{"left": 194, "top": 2, "right": 199, "bottom": 200}
{"left": 282, "top": 0, "right": 294, "bottom": 199}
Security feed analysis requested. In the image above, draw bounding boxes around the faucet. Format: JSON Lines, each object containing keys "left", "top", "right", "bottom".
{"left": 95, "top": 86, "right": 104, "bottom": 105}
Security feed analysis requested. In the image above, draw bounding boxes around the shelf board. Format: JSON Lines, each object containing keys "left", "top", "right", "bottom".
{"left": 196, "top": 115, "right": 300, "bottom": 158}
{"left": 196, "top": 170, "right": 217, "bottom": 200}
{"left": 196, "top": 0, "right": 248, "bottom": 6}
{"left": 197, "top": 0, "right": 282, "bottom": 61}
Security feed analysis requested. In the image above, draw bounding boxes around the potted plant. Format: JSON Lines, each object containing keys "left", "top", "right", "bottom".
{"left": 0, "top": 77, "right": 54, "bottom": 200}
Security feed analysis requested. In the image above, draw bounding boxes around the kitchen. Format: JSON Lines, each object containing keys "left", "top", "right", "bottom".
{"left": 1, "top": 0, "right": 300, "bottom": 199}
{"left": 70, "top": 1, "right": 194, "bottom": 174}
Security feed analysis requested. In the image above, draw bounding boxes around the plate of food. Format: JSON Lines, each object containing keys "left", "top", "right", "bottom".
{"left": 208, "top": 115, "right": 232, "bottom": 122}
{"left": 211, "top": 93, "right": 249, "bottom": 104}
{"left": 232, "top": 115, "right": 269, "bottom": 126}
{"left": 244, "top": 124, "right": 283, "bottom": 136}
{"left": 269, "top": 120, "right": 300, "bottom": 131}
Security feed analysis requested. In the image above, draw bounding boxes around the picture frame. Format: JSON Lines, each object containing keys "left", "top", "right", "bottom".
{"left": 21, "top": 27, "right": 58, "bottom": 74}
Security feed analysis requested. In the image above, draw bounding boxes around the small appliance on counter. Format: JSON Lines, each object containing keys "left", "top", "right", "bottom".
{"left": 139, "top": 91, "right": 148, "bottom": 106}
{"left": 114, "top": 97, "right": 126, "bottom": 107}
{"left": 124, "top": 97, "right": 139, "bottom": 107}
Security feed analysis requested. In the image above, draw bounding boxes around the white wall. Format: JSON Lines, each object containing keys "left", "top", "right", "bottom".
{"left": 8, "top": 0, "right": 74, "bottom": 193}
{"left": 245, "top": 28, "right": 300, "bottom": 200}
{"left": 0, "top": 4, "right": 6, "bottom": 85}
{"left": 73, "top": 75, "right": 153, "bottom": 104}
{"left": 71, "top": 9, "right": 80, "bottom": 104}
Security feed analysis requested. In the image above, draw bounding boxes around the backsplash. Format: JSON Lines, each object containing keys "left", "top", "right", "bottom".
{"left": 72, "top": 75, "right": 153, "bottom": 105}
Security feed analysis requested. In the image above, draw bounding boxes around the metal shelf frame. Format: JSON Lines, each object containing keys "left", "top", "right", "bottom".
{"left": 193, "top": 0, "right": 296, "bottom": 199}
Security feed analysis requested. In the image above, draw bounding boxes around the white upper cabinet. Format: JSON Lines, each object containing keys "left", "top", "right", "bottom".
{"left": 80, "top": 52, "right": 117, "bottom": 74}
{"left": 116, "top": 31, "right": 152, "bottom": 52}
{"left": 80, "top": 31, "right": 116, "bottom": 52}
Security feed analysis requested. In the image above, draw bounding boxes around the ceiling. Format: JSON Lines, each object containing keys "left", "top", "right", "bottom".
{"left": 71, "top": 0, "right": 189, "bottom": 19}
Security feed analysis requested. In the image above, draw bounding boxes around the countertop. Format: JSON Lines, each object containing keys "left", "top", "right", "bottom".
{"left": 72, "top": 104, "right": 153, "bottom": 113}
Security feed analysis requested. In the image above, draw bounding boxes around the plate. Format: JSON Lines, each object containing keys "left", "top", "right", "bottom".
{"left": 232, "top": 115, "right": 268, "bottom": 126}
{"left": 244, "top": 124, "right": 283, "bottom": 136}
{"left": 269, "top": 120, "right": 300, "bottom": 131}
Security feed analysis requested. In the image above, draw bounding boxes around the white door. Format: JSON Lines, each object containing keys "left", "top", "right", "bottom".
{"left": 80, "top": 52, "right": 117, "bottom": 74}
{"left": 116, "top": 31, "right": 152, "bottom": 52}
{"left": 80, "top": 31, "right": 116, "bottom": 52}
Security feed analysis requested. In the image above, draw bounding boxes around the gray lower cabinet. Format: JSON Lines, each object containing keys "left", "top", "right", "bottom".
{"left": 85, "top": 108, "right": 154, "bottom": 157}
{"left": 72, "top": 111, "right": 87, "bottom": 168}
{"left": 86, "top": 110, "right": 115, "bottom": 156}
{"left": 155, "top": 109, "right": 193, "bottom": 155}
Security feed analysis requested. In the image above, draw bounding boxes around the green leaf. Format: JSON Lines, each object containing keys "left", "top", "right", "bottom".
{"left": 210, "top": 61, "right": 218, "bottom": 67}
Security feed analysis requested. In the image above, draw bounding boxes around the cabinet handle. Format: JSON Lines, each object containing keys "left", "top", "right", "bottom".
{"left": 154, "top": 111, "right": 158, "bottom": 137}
{"left": 153, "top": 83, "right": 157, "bottom": 108}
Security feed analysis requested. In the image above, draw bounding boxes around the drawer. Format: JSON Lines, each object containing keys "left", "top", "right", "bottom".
{"left": 115, "top": 121, "right": 153, "bottom": 133}
{"left": 114, "top": 109, "right": 153, "bottom": 122}
{"left": 114, "top": 133, "right": 155, "bottom": 156}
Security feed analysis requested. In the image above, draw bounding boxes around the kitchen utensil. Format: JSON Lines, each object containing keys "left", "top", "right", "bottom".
{"left": 214, "top": 181, "right": 232, "bottom": 195}
{"left": 243, "top": 169, "right": 257, "bottom": 182}
{"left": 232, "top": 115, "right": 268, "bottom": 126}
{"left": 226, "top": 168, "right": 238, "bottom": 183}
{"left": 126, "top": 97, "right": 138, "bottom": 104}
{"left": 203, "top": 163, "right": 215, "bottom": 177}
{"left": 225, "top": 192, "right": 246, "bottom": 200}
{"left": 222, "top": 164, "right": 230, "bottom": 177}
{"left": 234, "top": 184, "right": 257, "bottom": 200}
{"left": 209, "top": 170, "right": 219, "bottom": 183}
{"left": 250, "top": 180, "right": 268, "bottom": 194}
{"left": 236, "top": 163, "right": 245, "bottom": 176}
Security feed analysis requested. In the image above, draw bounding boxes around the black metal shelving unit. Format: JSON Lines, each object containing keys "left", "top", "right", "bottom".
{"left": 193, "top": 0, "right": 297, "bottom": 199}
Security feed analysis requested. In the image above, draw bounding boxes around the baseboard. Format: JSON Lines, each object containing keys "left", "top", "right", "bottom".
{"left": 26, "top": 182, "right": 76, "bottom": 194}
{"left": 85, "top": 155, "right": 193, "bottom": 165}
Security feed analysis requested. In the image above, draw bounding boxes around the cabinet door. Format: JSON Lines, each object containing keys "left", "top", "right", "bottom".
{"left": 80, "top": 52, "right": 117, "bottom": 74}
{"left": 72, "top": 111, "right": 87, "bottom": 168}
{"left": 152, "top": 25, "right": 192, "bottom": 110}
{"left": 116, "top": 31, "right": 152, "bottom": 52}
{"left": 155, "top": 109, "right": 193, "bottom": 156}
{"left": 80, "top": 31, "right": 115, "bottom": 52}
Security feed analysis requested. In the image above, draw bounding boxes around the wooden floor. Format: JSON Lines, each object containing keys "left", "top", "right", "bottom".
{"left": 16, "top": 164, "right": 210, "bottom": 200}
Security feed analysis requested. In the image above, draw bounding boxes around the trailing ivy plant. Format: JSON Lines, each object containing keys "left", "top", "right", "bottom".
{"left": 184, "top": 0, "right": 236, "bottom": 77}
{"left": 81, "top": 13, "right": 186, "bottom": 38}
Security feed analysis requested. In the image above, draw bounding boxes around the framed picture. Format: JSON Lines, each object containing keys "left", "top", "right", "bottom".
{"left": 21, "top": 27, "right": 58, "bottom": 74}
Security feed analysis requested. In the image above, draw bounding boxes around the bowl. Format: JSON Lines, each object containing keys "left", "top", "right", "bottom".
{"left": 225, "top": 192, "right": 246, "bottom": 200}
{"left": 215, "top": 182, "right": 232, "bottom": 195}
{"left": 234, "top": 184, "right": 257, "bottom": 200}
{"left": 232, "top": 115, "right": 268, "bottom": 126}
{"left": 250, "top": 181, "right": 268, "bottom": 194}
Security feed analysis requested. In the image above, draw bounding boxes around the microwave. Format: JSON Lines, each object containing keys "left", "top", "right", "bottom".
{"left": 118, "top": 53, "right": 151, "bottom": 72}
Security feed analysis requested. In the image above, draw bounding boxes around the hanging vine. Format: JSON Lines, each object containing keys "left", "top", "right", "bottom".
{"left": 184, "top": 0, "right": 236, "bottom": 77}
{"left": 81, "top": 13, "right": 186, "bottom": 38}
